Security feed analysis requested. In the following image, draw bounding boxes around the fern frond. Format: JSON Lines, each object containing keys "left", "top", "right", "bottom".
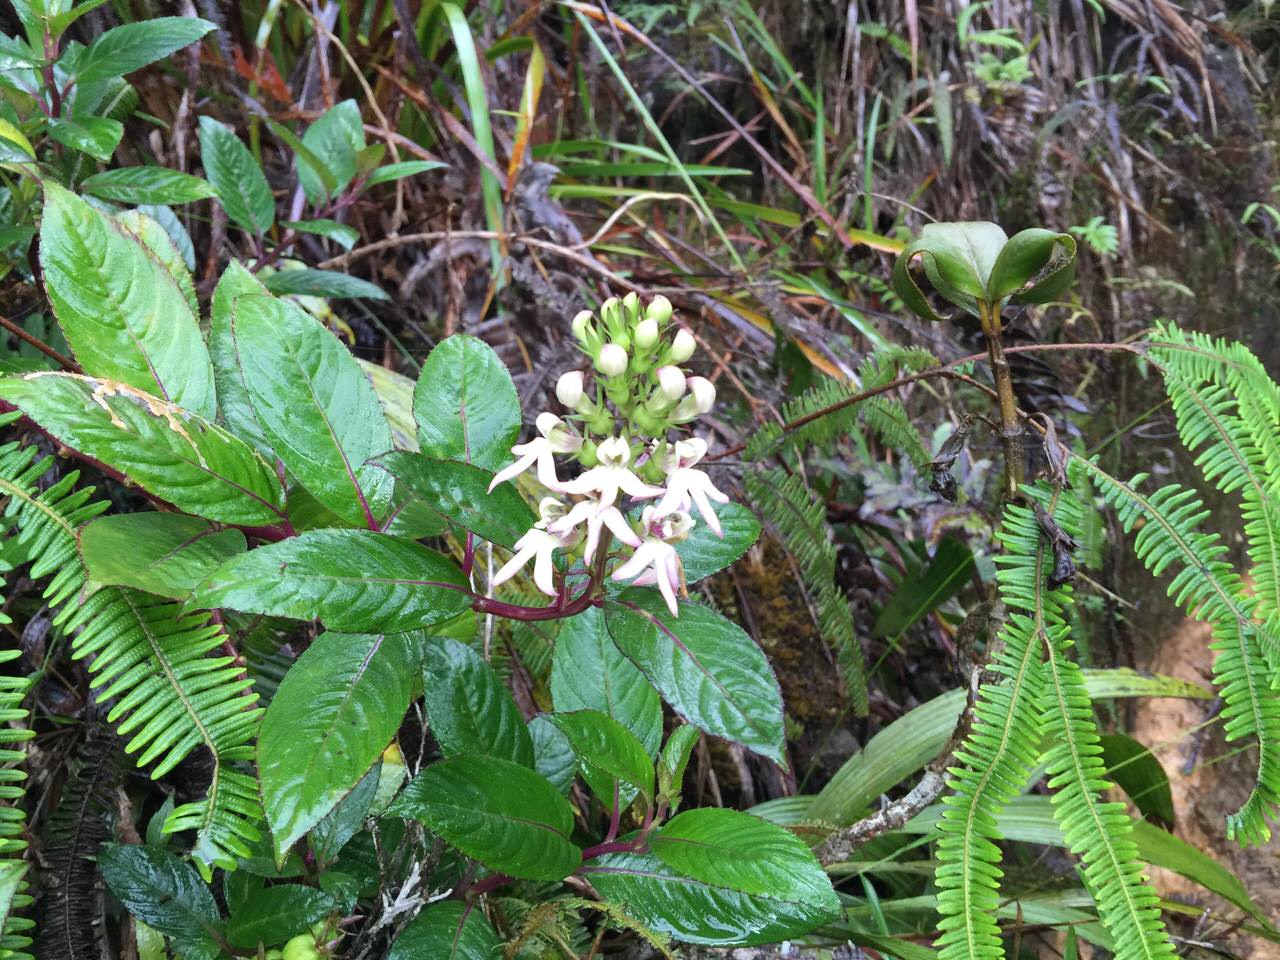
{"left": 744, "top": 346, "right": 935, "bottom": 462}
{"left": 0, "top": 649, "right": 34, "bottom": 960}
{"left": 1081, "top": 458, "right": 1280, "bottom": 845}
{"left": 746, "top": 468, "right": 867, "bottom": 714}
{"left": 934, "top": 496, "right": 1051, "bottom": 960}
{"left": 0, "top": 441, "right": 264, "bottom": 876}
{"left": 1035, "top": 490, "right": 1174, "bottom": 960}
{"left": 1149, "top": 323, "right": 1280, "bottom": 672}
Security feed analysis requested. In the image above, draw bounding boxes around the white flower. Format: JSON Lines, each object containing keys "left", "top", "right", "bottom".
{"left": 668, "top": 328, "right": 696, "bottom": 363}
{"left": 672, "top": 376, "right": 715, "bottom": 423}
{"left": 654, "top": 438, "right": 729, "bottom": 535}
{"left": 572, "top": 310, "right": 595, "bottom": 343}
{"left": 596, "top": 343, "right": 629, "bottom": 377}
{"left": 556, "top": 371, "right": 585, "bottom": 408}
{"left": 491, "top": 527, "right": 560, "bottom": 596}
{"left": 611, "top": 508, "right": 692, "bottom": 616}
{"left": 488, "top": 413, "right": 582, "bottom": 492}
{"left": 655, "top": 366, "right": 686, "bottom": 404}
{"left": 557, "top": 436, "right": 663, "bottom": 508}
{"left": 549, "top": 497, "right": 641, "bottom": 563}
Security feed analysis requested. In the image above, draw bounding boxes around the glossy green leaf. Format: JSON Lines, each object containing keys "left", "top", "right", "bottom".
{"left": 0, "top": 372, "right": 285, "bottom": 525}
{"left": 987, "top": 227, "right": 1077, "bottom": 303}
{"left": 1099, "top": 733, "right": 1175, "bottom": 830}
{"left": 375, "top": 452, "right": 536, "bottom": 549}
{"left": 871, "top": 534, "right": 973, "bottom": 639}
{"left": 588, "top": 848, "right": 838, "bottom": 946}
{"left": 309, "top": 760, "right": 381, "bottom": 866}
{"left": 45, "top": 116, "right": 122, "bottom": 159}
{"left": 604, "top": 593, "right": 785, "bottom": 764}
{"left": 231, "top": 294, "right": 394, "bottom": 526}
{"left": 364, "top": 160, "right": 448, "bottom": 188}
{"left": 194, "top": 530, "right": 470, "bottom": 631}
{"left": 413, "top": 335, "right": 519, "bottom": 473}
{"left": 282, "top": 218, "right": 359, "bottom": 251}
{"left": 652, "top": 808, "right": 837, "bottom": 909}
{"left": 675, "top": 502, "right": 760, "bottom": 584}
{"left": 198, "top": 117, "right": 275, "bottom": 234}
{"left": 422, "top": 637, "right": 533, "bottom": 767}
{"left": 551, "top": 607, "right": 662, "bottom": 756}
{"left": 657, "top": 725, "right": 700, "bottom": 811}
{"left": 97, "top": 844, "right": 221, "bottom": 943}
{"left": 257, "top": 631, "right": 420, "bottom": 859}
{"left": 209, "top": 262, "right": 272, "bottom": 452}
{"left": 226, "top": 884, "right": 336, "bottom": 949}
{"left": 550, "top": 709, "right": 655, "bottom": 808}
{"left": 892, "top": 221, "right": 1008, "bottom": 320}
{"left": 390, "top": 755, "right": 580, "bottom": 881}
{"left": 262, "top": 268, "right": 387, "bottom": 300}
{"left": 529, "top": 715, "right": 576, "bottom": 795}
{"left": 39, "top": 182, "right": 216, "bottom": 416}
{"left": 80, "top": 512, "right": 246, "bottom": 600}
{"left": 74, "top": 17, "right": 214, "bottom": 83}
{"left": 387, "top": 900, "right": 500, "bottom": 960}
{"left": 81, "top": 167, "right": 217, "bottom": 206}
{"left": 114, "top": 210, "right": 198, "bottom": 316}
{"left": 298, "top": 100, "right": 363, "bottom": 204}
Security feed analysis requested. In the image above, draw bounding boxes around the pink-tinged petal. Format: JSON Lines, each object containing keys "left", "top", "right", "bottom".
{"left": 557, "top": 466, "right": 608, "bottom": 497}
{"left": 489, "top": 450, "right": 536, "bottom": 491}
{"left": 655, "top": 558, "right": 680, "bottom": 615}
{"left": 700, "top": 473, "right": 731, "bottom": 504}
{"left": 612, "top": 541, "right": 657, "bottom": 581}
{"left": 601, "top": 507, "right": 642, "bottom": 547}
{"left": 618, "top": 471, "right": 665, "bottom": 501}
{"left": 630, "top": 569, "right": 658, "bottom": 586}
{"left": 691, "top": 485, "right": 722, "bottom": 537}
{"left": 549, "top": 499, "right": 595, "bottom": 535}
{"left": 653, "top": 484, "right": 689, "bottom": 519}
{"left": 534, "top": 449, "right": 565, "bottom": 490}
{"left": 582, "top": 512, "right": 603, "bottom": 564}
{"left": 532, "top": 543, "right": 558, "bottom": 596}
{"left": 490, "top": 542, "right": 534, "bottom": 587}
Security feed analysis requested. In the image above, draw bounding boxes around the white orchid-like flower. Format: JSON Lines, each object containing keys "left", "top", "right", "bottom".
{"left": 557, "top": 436, "right": 663, "bottom": 508}
{"left": 653, "top": 437, "right": 729, "bottom": 535}
{"left": 611, "top": 508, "right": 693, "bottom": 615}
{"left": 548, "top": 497, "right": 641, "bottom": 563}
{"left": 490, "top": 498, "right": 576, "bottom": 596}
{"left": 489, "top": 413, "right": 583, "bottom": 492}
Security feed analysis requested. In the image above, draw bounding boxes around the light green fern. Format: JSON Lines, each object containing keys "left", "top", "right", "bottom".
{"left": 0, "top": 439, "right": 264, "bottom": 877}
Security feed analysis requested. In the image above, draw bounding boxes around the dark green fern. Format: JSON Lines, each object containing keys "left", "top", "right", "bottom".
{"left": 746, "top": 468, "right": 868, "bottom": 714}
{"left": 0, "top": 650, "right": 34, "bottom": 960}
{"left": 0, "top": 439, "right": 265, "bottom": 877}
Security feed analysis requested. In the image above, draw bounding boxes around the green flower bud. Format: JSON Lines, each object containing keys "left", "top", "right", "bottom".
{"left": 634, "top": 317, "right": 660, "bottom": 350}
{"left": 645, "top": 294, "right": 673, "bottom": 324}
{"left": 571, "top": 310, "right": 595, "bottom": 344}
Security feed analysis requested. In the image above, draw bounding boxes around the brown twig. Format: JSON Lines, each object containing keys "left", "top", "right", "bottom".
{"left": 0, "top": 313, "right": 79, "bottom": 372}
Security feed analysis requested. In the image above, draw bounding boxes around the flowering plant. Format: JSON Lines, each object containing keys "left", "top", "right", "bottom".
{"left": 488, "top": 292, "right": 728, "bottom": 614}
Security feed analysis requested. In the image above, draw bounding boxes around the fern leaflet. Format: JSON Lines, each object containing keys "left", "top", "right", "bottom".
{"left": 0, "top": 439, "right": 265, "bottom": 876}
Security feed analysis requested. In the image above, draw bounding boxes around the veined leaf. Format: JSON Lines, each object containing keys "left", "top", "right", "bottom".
{"left": 298, "top": 99, "right": 363, "bottom": 204}
{"left": 257, "top": 631, "right": 420, "bottom": 860}
{"left": 588, "top": 848, "right": 838, "bottom": 946}
{"left": 387, "top": 900, "right": 500, "bottom": 960}
{"left": 422, "top": 636, "right": 533, "bottom": 767}
{"left": 650, "top": 808, "right": 836, "bottom": 909}
{"left": 97, "top": 844, "right": 222, "bottom": 946}
{"left": 80, "top": 512, "right": 246, "bottom": 600}
{"left": 209, "top": 262, "right": 273, "bottom": 453}
{"left": 39, "top": 182, "right": 216, "bottom": 416}
{"left": 114, "top": 210, "right": 198, "bottom": 316}
{"left": 226, "top": 885, "right": 336, "bottom": 949}
{"left": 261, "top": 268, "right": 387, "bottom": 301}
{"left": 375, "top": 451, "right": 536, "bottom": 549}
{"left": 604, "top": 593, "right": 785, "bottom": 764}
{"left": 192, "top": 529, "right": 470, "bottom": 631}
{"left": 81, "top": 167, "right": 217, "bottom": 206}
{"left": 550, "top": 709, "right": 655, "bottom": 809}
{"left": 230, "top": 294, "right": 394, "bottom": 526}
{"left": 198, "top": 117, "right": 274, "bottom": 235}
{"left": 364, "top": 160, "right": 447, "bottom": 188}
{"left": 390, "top": 755, "right": 580, "bottom": 881}
{"left": 674, "top": 502, "right": 760, "bottom": 584}
{"left": 45, "top": 116, "right": 123, "bottom": 160}
{"left": 413, "top": 335, "right": 519, "bottom": 472}
{"left": 0, "top": 372, "right": 284, "bottom": 525}
{"left": 551, "top": 606, "right": 662, "bottom": 756}
{"left": 73, "top": 17, "right": 214, "bottom": 83}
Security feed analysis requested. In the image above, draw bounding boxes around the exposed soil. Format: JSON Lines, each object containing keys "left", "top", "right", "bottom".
{"left": 1130, "top": 619, "right": 1280, "bottom": 957}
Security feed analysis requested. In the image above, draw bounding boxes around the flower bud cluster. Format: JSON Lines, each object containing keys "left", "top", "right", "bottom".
{"left": 489, "top": 293, "right": 729, "bottom": 615}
